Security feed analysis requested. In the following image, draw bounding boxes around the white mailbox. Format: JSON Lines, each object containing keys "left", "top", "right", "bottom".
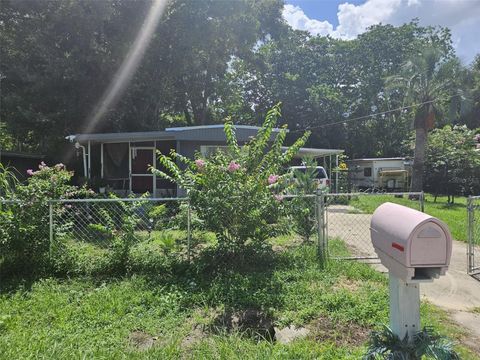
{"left": 371, "top": 202, "right": 452, "bottom": 283}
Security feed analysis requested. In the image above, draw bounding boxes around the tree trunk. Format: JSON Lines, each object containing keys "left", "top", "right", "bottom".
{"left": 411, "top": 127, "right": 427, "bottom": 192}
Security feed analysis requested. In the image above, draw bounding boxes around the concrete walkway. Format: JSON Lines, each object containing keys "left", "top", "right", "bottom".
{"left": 327, "top": 205, "right": 480, "bottom": 339}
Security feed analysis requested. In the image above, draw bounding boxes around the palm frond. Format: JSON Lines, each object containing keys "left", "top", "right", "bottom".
{"left": 364, "top": 325, "right": 460, "bottom": 360}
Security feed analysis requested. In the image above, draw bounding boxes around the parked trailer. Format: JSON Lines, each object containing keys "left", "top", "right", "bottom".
{"left": 347, "top": 158, "right": 411, "bottom": 191}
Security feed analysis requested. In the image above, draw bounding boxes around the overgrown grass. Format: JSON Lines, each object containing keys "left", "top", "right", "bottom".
{"left": 1, "top": 240, "right": 478, "bottom": 359}
{"left": 349, "top": 194, "right": 468, "bottom": 242}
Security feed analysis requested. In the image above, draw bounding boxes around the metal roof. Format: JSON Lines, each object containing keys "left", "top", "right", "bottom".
{"left": 166, "top": 124, "right": 285, "bottom": 132}
{"left": 67, "top": 131, "right": 173, "bottom": 143}
{"left": 67, "top": 124, "right": 284, "bottom": 144}
{"left": 66, "top": 126, "right": 344, "bottom": 159}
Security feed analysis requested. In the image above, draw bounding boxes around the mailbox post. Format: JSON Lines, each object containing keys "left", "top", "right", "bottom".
{"left": 370, "top": 202, "right": 452, "bottom": 341}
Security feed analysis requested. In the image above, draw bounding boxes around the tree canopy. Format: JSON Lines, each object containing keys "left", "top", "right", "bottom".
{"left": 1, "top": 0, "right": 479, "bottom": 173}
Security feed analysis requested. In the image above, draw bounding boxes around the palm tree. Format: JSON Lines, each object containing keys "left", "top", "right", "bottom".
{"left": 387, "top": 47, "right": 460, "bottom": 192}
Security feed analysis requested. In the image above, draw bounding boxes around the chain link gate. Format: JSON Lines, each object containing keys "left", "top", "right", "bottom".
{"left": 322, "top": 192, "right": 424, "bottom": 261}
{"left": 468, "top": 196, "right": 480, "bottom": 277}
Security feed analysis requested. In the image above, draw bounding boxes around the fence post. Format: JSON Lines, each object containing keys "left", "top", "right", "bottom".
{"left": 49, "top": 201, "right": 54, "bottom": 259}
{"left": 420, "top": 191, "right": 425, "bottom": 213}
{"left": 467, "top": 196, "right": 473, "bottom": 274}
{"left": 316, "top": 190, "right": 326, "bottom": 266}
{"left": 187, "top": 197, "right": 192, "bottom": 262}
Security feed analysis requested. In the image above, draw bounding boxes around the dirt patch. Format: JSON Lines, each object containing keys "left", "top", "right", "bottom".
{"left": 308, "top": 316, "right": 370, "bottom": 347}
{"left": 181, "top": 325, "right": 206, "bottom": 349}
{"left": 128, "top": 330, "right": 157, "bottom": 351}
{"left": 332, "top": 276, "right": 361, "bottom": 292}
{"left": 213, "top": 308, "right": 275, "bottom": 341}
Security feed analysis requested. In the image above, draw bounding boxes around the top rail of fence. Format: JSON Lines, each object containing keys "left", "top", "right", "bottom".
{"left": 326, "top": 192, "right": 423, "bottom": 197}
{"left": 0, "top": 198, "right": 23, "bottom": 204}
{"left": 3, "top": 192, "right": 424, "bottom": 204}
{"left": 48, "top": 197, "right": 189, "bottom": 204}
{"left": 469, "top": 195, "right": 480, "bottom": 200}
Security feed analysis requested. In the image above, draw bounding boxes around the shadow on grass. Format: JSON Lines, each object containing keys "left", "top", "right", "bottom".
{"left": 143, "top": 244, "right": 285, "bottom": 312}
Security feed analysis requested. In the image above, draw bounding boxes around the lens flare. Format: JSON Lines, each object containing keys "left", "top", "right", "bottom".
{"left": 83, "top": 0, "right": 169, "bottom": 134}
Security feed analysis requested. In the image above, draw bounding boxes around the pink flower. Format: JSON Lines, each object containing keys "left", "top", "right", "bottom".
{"left": 268, "top": 175, "right": 279, "bottom": 185}
{"left": 195, "top": 159, "right": 205, "bottom": 170}
{"left": 274, "top": 194, "right": 284, "bottom": 202}
{"left": 39, "top": 161, "right": 47, "bottom": 170}
{"left": 475, "top": 134, "right": 480, "bottom": 143}
{"left": 27, "top": 169, "right": 34, "bottom": 176}
{"left": 227, "top": 161, "right": 241, "bottom": 172}
{"left": 55, "top": 163, "right": 65, "bottom": 170}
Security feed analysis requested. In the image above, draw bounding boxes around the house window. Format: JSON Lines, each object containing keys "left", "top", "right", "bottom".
{"left": 200, "top": 145, "right": 229, "bottom": 157}
{"left": 364, "top": 167, "right": 372, "bottom": 177}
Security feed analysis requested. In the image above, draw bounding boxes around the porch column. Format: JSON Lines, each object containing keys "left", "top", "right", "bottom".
{"left": 329, "top": 155, "right": 332, "bottom": 190}
{"left": 100, "top": 143, "right": 104, "bottom": 179}
{"left": 128, "top": 142, "right": 132, "bottom": 193}
{"left": 87, "top": 141, "right": 91, "bottom": 179}
{"left": 335, "top": 154, "right": 339, "bottom": 193}
{"left": 153, "top": 141, "right": 157, "bottom": 197}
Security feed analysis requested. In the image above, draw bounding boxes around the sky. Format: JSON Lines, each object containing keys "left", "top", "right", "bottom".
{"left": 283, "top": 0, "right": 480, "bottom": 64}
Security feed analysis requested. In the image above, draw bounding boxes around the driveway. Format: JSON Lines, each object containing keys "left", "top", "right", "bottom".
{"left": 327, "top": 205, "right": 480, "bottom": 338}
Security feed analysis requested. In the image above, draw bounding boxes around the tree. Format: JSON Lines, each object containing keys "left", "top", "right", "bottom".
{"left": 0, "top": 0, "right": 284, "bottom": 155}
{"left": 225, "top": 22, "right": 456, "bottom": 157}
{"left": 461, "top": 55, "right": 480, "bottom": 129}
{"left": 387, "top": 46, "right": 462, "bottom": 192}
{"left": 424, "top": 125, "right": 480, "bottom": 202}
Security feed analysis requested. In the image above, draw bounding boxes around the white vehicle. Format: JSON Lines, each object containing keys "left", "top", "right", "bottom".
{"left": 288, "top": 165, "right": 330, "bottom": 189}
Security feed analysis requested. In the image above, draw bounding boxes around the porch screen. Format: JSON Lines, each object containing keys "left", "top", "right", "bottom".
{"left": 104, "top": 143, "right": 129, "bottom": 178}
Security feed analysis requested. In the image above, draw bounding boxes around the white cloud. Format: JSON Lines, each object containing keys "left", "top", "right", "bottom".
{"left": 282, "top": 4, "right": 333, "bottom": 36}
{"left": 283, "top": 0, "right": 480, "bottom": 63}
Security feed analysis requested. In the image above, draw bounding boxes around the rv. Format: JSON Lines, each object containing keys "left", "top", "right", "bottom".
{"left": 347, "top": 157, "right": 410, "bottom": 191}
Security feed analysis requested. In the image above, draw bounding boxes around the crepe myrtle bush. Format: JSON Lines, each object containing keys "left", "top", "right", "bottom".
{"left": 0, "top": 162, "right": 94, "bottom": 275}
{"left": 152, "top": 104, "right": 310, "bottom": 251}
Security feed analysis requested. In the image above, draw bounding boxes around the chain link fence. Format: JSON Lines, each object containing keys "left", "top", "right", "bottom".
{"left": 323, "top": 192, "right": 424, "bottom": 260}
{"left": 49, "top": 197, "right": 192, "bottom": 261}
{"left": 3, "top": 191, "right": 428, "bottom": 273}
{"left": 468, "top": 196, "right": 480, "bottom": 277}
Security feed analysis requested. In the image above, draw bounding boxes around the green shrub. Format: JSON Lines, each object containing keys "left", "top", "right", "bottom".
{"left": 364, "top": 326, "right": 460, "bottom": 359}
{"left": 0, "top": 162, "right": 94, "bottom": 276}
{"left": 170, "top": 202, "right": 203, "bottom": 231}
{"left": 288, "top": 157, "right": 319, "bottom": 243}
{"left": 148, "top": 204, "right": 168, "bottom": 230}
{"left": 0, "top": 163, "right": 19, "bottom": 197}
{"left": 153, "top": 104, "right": 310, "bottom": 253}
{"left": 86, "top": 223, "right": 114, "bottom": 242}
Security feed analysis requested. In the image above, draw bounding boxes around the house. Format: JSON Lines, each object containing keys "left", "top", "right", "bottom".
{"left": 346, "top": 157, "right": 411, "bottom": 191}
{"left": 0, "top": 150, "right": 45, "bottom": 181}
{"left": 66, "top": 125, "right": 344, "bottom": 196}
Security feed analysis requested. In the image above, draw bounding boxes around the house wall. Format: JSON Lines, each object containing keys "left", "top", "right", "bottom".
{"left": 175, "top": 140, "right": 229, "bottom": 196}
{"left": 177, "top": 140, "right": 229, "bottom": 162}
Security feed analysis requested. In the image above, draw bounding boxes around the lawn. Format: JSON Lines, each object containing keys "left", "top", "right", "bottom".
{"left": 0, "top": 239, "right": 478, "bottom": 359}
{"left": 349, "top": 194, "right": 468, "bottom": 242}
